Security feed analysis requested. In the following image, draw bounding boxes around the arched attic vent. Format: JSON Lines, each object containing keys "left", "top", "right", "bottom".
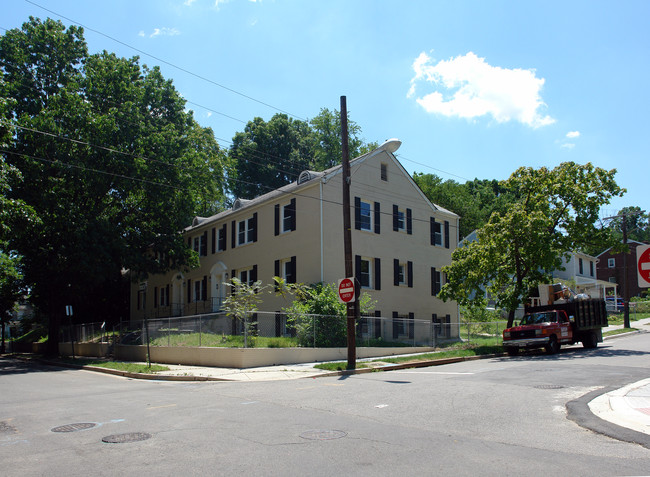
{"left": 298, "top": 170, "right": 320, "bottom": 185}
{"left": 233, "top": 198, "right": 251, "bottom": 211}
{"left": 192, "top": 216, "right": 207, "bottom": 227}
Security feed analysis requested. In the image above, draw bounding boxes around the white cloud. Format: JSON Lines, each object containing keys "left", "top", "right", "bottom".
{"left": 184, "top": 0, "right": 197, "bottom": 5}
{"left": 150, "top": 27, "right": 181, "bottom": 38}
{"left": 408, "top": 51, "right": 555, "bottom": 128}
{"left": 561, "top": 143, "right": 575, "bottom": 149}
{"left": 566, "top": 130, "right": 580, "bottom": 138}
{"left": 215, "top": 0, "right": 231, "bottom": 9}
{"left": 138, "top": 31, "right": 145, "bottom": 37}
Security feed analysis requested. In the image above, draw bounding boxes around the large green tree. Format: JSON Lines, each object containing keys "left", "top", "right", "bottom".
{"left": 227, "top": 108, "right": 376, "bottom": 199}
{"left": 439, "top": 162, "right": 624, "bottom": 327}
{"left": 1, "top": 18, "right": 225, "bottom": 353}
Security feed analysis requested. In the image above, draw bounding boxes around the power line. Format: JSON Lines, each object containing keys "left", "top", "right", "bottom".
{"left": 24, "top": 0, "right": 306, "bottom": 121}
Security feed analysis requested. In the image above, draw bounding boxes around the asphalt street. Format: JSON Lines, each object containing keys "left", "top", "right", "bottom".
{"left": 2, "top": 332, "right": 650, "bottom": 476}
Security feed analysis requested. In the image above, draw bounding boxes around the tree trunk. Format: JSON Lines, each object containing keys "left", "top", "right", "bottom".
{"left": 507, "top": 309, "right": 516, "bottom": 328}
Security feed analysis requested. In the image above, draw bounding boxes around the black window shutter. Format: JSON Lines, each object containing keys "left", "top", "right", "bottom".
{"left": 154, "top": 287, "right": 158, "bottom": 308}
{"left": 355, "top": 255, "right": 362, "bottom": 283}
{"left": 407, "top": 261, "right": 413, "bottom": 288}
{"left": 231, "top": 220, "right": 236, "bottom": 248}
{"left": 354, "top": 197, "right": 361, "bottom": 230}
{"left": 393, "top": 204, "right": 399, "bottom": 231}
{"left": 187, "top": 237, "right": 191, "bottom": 248}
{"left": 393, "top": 259, "right": 400, "bottom": 286}
{"left": 274, "top": 204, "right": 280, "bottom": 236}
{"left": 290, "top": 256, "right": 297, "bottom": 283}
{"left": 251, "top": 264, "right": 258, "bottom": 282}
{"left": 230, "top": 270, "right": 235, "bottom": 295}
{"left": 187, "top": 279, "right": 192, "bottom": 303}
{"left": 430, "top": 217, "right": 435, "bottom": 245}
{"left": 221, "top": 224, "right": 227, "bottom": 251}
{"left": 202, "top": 231, "right": 208, "bottom": 256}
{"left": 374, "top": 202, "right": 380, "bottom": 234}
{"left": 374, "top": 310, "right": 382, "bottom": 339}
{"left": 444, "top": 220, "right": 450, "bottom": 249}
{"left": 407, "top": 208, "right": 412, "bottom": 235}
{"left": 274, "top": 259, "right": 280, "bottom": 278}
{"left": 431, "top": 267, "right": 436, "bottom": 295}
{"left": 202, "top": 276, "right": 207, "bottom": 301}
{"left": 392, "top": 311, "right": 398, "bottom": 339}
{"left": 374, "top": 257, "right": 381, "bottom": 290}
{"left": 211, "top": 227, "right": 216, "bottom": 254}
{"left": 290, "top": 198, "right": 296, "bottom": 231}
{"left": 251, "top": 213, "right": 258, "bottom": 242}
{"left": 408, "top": 312, "right": 414, "bottom": 339}
{"left": 166, "top": 284, "right": 170, "bottom": 306}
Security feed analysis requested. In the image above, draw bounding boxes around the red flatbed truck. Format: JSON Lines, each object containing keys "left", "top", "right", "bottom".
{"left": 502, "top": 299, "right": 608, "bottom": 356}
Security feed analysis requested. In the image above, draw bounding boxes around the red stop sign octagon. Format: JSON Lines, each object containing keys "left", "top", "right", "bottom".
{"left": 639, "top": 245, "right": 650, "bottom": 287}
{"left": 338, "top": 278, "right": 356, "bottom": 303}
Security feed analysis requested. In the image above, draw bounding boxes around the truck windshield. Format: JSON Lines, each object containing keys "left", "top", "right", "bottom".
{"left": 520, "top": 312, "right": 556, "bottom": 325}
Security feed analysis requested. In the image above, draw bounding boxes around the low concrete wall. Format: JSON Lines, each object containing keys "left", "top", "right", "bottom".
{"left": 59, "top": 342, "right": 110, "bottom": 357}
{"left": 112, "top": 345, "right": 435, "bottom": 368}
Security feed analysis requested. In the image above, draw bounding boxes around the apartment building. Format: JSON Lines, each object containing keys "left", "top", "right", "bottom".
{"left": 131, "top": 139, "right": 460, "bottom": 342}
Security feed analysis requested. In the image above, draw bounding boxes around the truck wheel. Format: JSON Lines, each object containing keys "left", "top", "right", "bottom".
{"left": 582, "top": 332, "right": 598, "bottom": 349}
{"left": 506, "top": 348, "right": 519, "bottom": 356}
{"left": 545, "top": 336, "right": 560, "bottom": 354}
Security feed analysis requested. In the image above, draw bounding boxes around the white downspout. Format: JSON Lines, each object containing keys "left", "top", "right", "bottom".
{"left": 320, "top": 181, "right": 324, "bottom": 283}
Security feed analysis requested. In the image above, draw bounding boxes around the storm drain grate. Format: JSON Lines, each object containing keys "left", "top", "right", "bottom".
{"left": 534, "top": 384, "right": 565, "bottom": 390}
{"left": 300, "top": 429, "right": 347, "bottom": 440}
{"left": 51, "top": 423, "right": 97, "bottom": 433}
{"left": 102, "top": 432, "right": 152, "bottom": 443}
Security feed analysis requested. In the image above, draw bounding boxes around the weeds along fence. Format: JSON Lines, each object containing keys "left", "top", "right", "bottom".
{"left": 62, "top": 312, "right": 507, "bottom": 349}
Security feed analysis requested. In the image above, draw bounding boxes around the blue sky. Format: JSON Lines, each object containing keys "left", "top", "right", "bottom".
{"left": 4, "top": 0, "right": 648, "bottom": 218}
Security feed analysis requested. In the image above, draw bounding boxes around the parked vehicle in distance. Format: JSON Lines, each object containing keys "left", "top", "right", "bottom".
{"left": 605, "top": 296, "right": 624, "bottom": 312}
{"left": 502, "top": 299, "right": 608, "bottom": 356}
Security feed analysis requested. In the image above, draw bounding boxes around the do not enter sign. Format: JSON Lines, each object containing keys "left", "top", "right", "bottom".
{"left": 638, "top": 244, "right": 650, "bottom": 288}
{"left": 338, "top": 278, "right": 356, "bottom": 303}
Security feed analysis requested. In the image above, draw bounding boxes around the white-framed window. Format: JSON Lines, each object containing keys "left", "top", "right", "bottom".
{"left": 359, "top": 257, "right": 372, "bottom": 288}
{"left": 238, "top": 217, "right": 255, "bottom": 245}
{"left": 432, "top": 221, "right": 442, "bottom": 246}
{"left": 239, "top": 267, "right": 255, "bottom": 286}
{"left": 608, "top": 258, "right": 615, "bottom": 268}
{"left": 359, "top": 200, "right": 372, "bottom": 231}
{"left": 279, "top": 257, "right": 296, "bottom": 283}
{"left": 396, "top": 209, "right": 405, "bottom": 232}
{"left": 282, "top": 203, "right": 294, "bottom": 233}
{"left": 217, "top": 227, "right": 226, "bottom": 252}
{"left": 397, "top": 262, "right": 406, "bottom": 285}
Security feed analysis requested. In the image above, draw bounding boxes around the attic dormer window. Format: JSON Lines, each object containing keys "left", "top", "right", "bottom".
{"left": 381, "top": 163, "right": 388, "bottom": 181}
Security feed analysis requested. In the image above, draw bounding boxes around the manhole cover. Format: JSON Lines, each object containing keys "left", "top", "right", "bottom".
{"left": 300, "top": 429, "right": 347, "bottom": 440}
{"left": 51, "top": 423, "right": 97, "bottom": 433}
{"left": 102, "top": 432, "right": 151, "bottom": 443}
{"left": 0, "top": 421, "right": 16, "bottom": 433}
{"left": 534, "top": 384, "right": 565, "bottom": 389}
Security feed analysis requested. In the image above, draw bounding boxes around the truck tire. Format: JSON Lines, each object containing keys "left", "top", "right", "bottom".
{"left": 506, "top": 347, "right": 519, "bottom": 356}
{"left": 545, "top": 336, "right": 560, "bottom": 354}
{"left": 582, "top": 332, "right": 598, "bottom": 349}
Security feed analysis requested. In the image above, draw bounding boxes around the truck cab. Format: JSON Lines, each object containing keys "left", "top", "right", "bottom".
{"left": 503, "top": 310, "right": 572, "bottom": 356}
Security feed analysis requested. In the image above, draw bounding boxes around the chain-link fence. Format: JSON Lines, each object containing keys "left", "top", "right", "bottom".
{"left": 61, "top": 312, "right": 507, "bottom": 349}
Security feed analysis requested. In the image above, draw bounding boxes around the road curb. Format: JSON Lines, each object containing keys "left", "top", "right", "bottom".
{"left": 566, "top": 386, "right": 650, "bottom": 449}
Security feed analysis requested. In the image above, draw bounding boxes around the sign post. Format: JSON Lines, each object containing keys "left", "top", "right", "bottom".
{"left": 638, "top": 244, "right": 650, "bottom": 288}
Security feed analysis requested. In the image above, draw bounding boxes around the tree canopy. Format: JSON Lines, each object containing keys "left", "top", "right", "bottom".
{"left": 438, "top": 162, "right": 624, "bottom": 326}
{"left": 227, "top": 108, "right": 376, "bottom": 200}
{"left": 0, "top": 17, "right": 226, "bottom": 351}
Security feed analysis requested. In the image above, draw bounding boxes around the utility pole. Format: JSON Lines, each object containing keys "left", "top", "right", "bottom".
{"left": 340, "top": 96, "right": 356, "bottom": 370}
{"left": 621, "top": 214, "right": 630, "bottom": 329}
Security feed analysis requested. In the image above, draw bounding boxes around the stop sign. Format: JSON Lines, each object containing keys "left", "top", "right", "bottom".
{"left": 638, "top": 244, "right": 650, "bottom": 288}
{"left": 338, "top": 278, "right": 356, "bottom": 303}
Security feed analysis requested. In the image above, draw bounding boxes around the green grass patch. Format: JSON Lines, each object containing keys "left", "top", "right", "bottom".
{"left": 313, "top": 344, "right": 502, "bottom": 371}
{"left": 603, "top": 327, "right": 637, "bottom": 337}
{"left": 606, "top": 312, "right": 650, "bottom": 326}
{"left": 148, "top": 332, "right": 300, "bottom": 348}
{"left": 56, "top": 357, "right": 169, "bottom": 373}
